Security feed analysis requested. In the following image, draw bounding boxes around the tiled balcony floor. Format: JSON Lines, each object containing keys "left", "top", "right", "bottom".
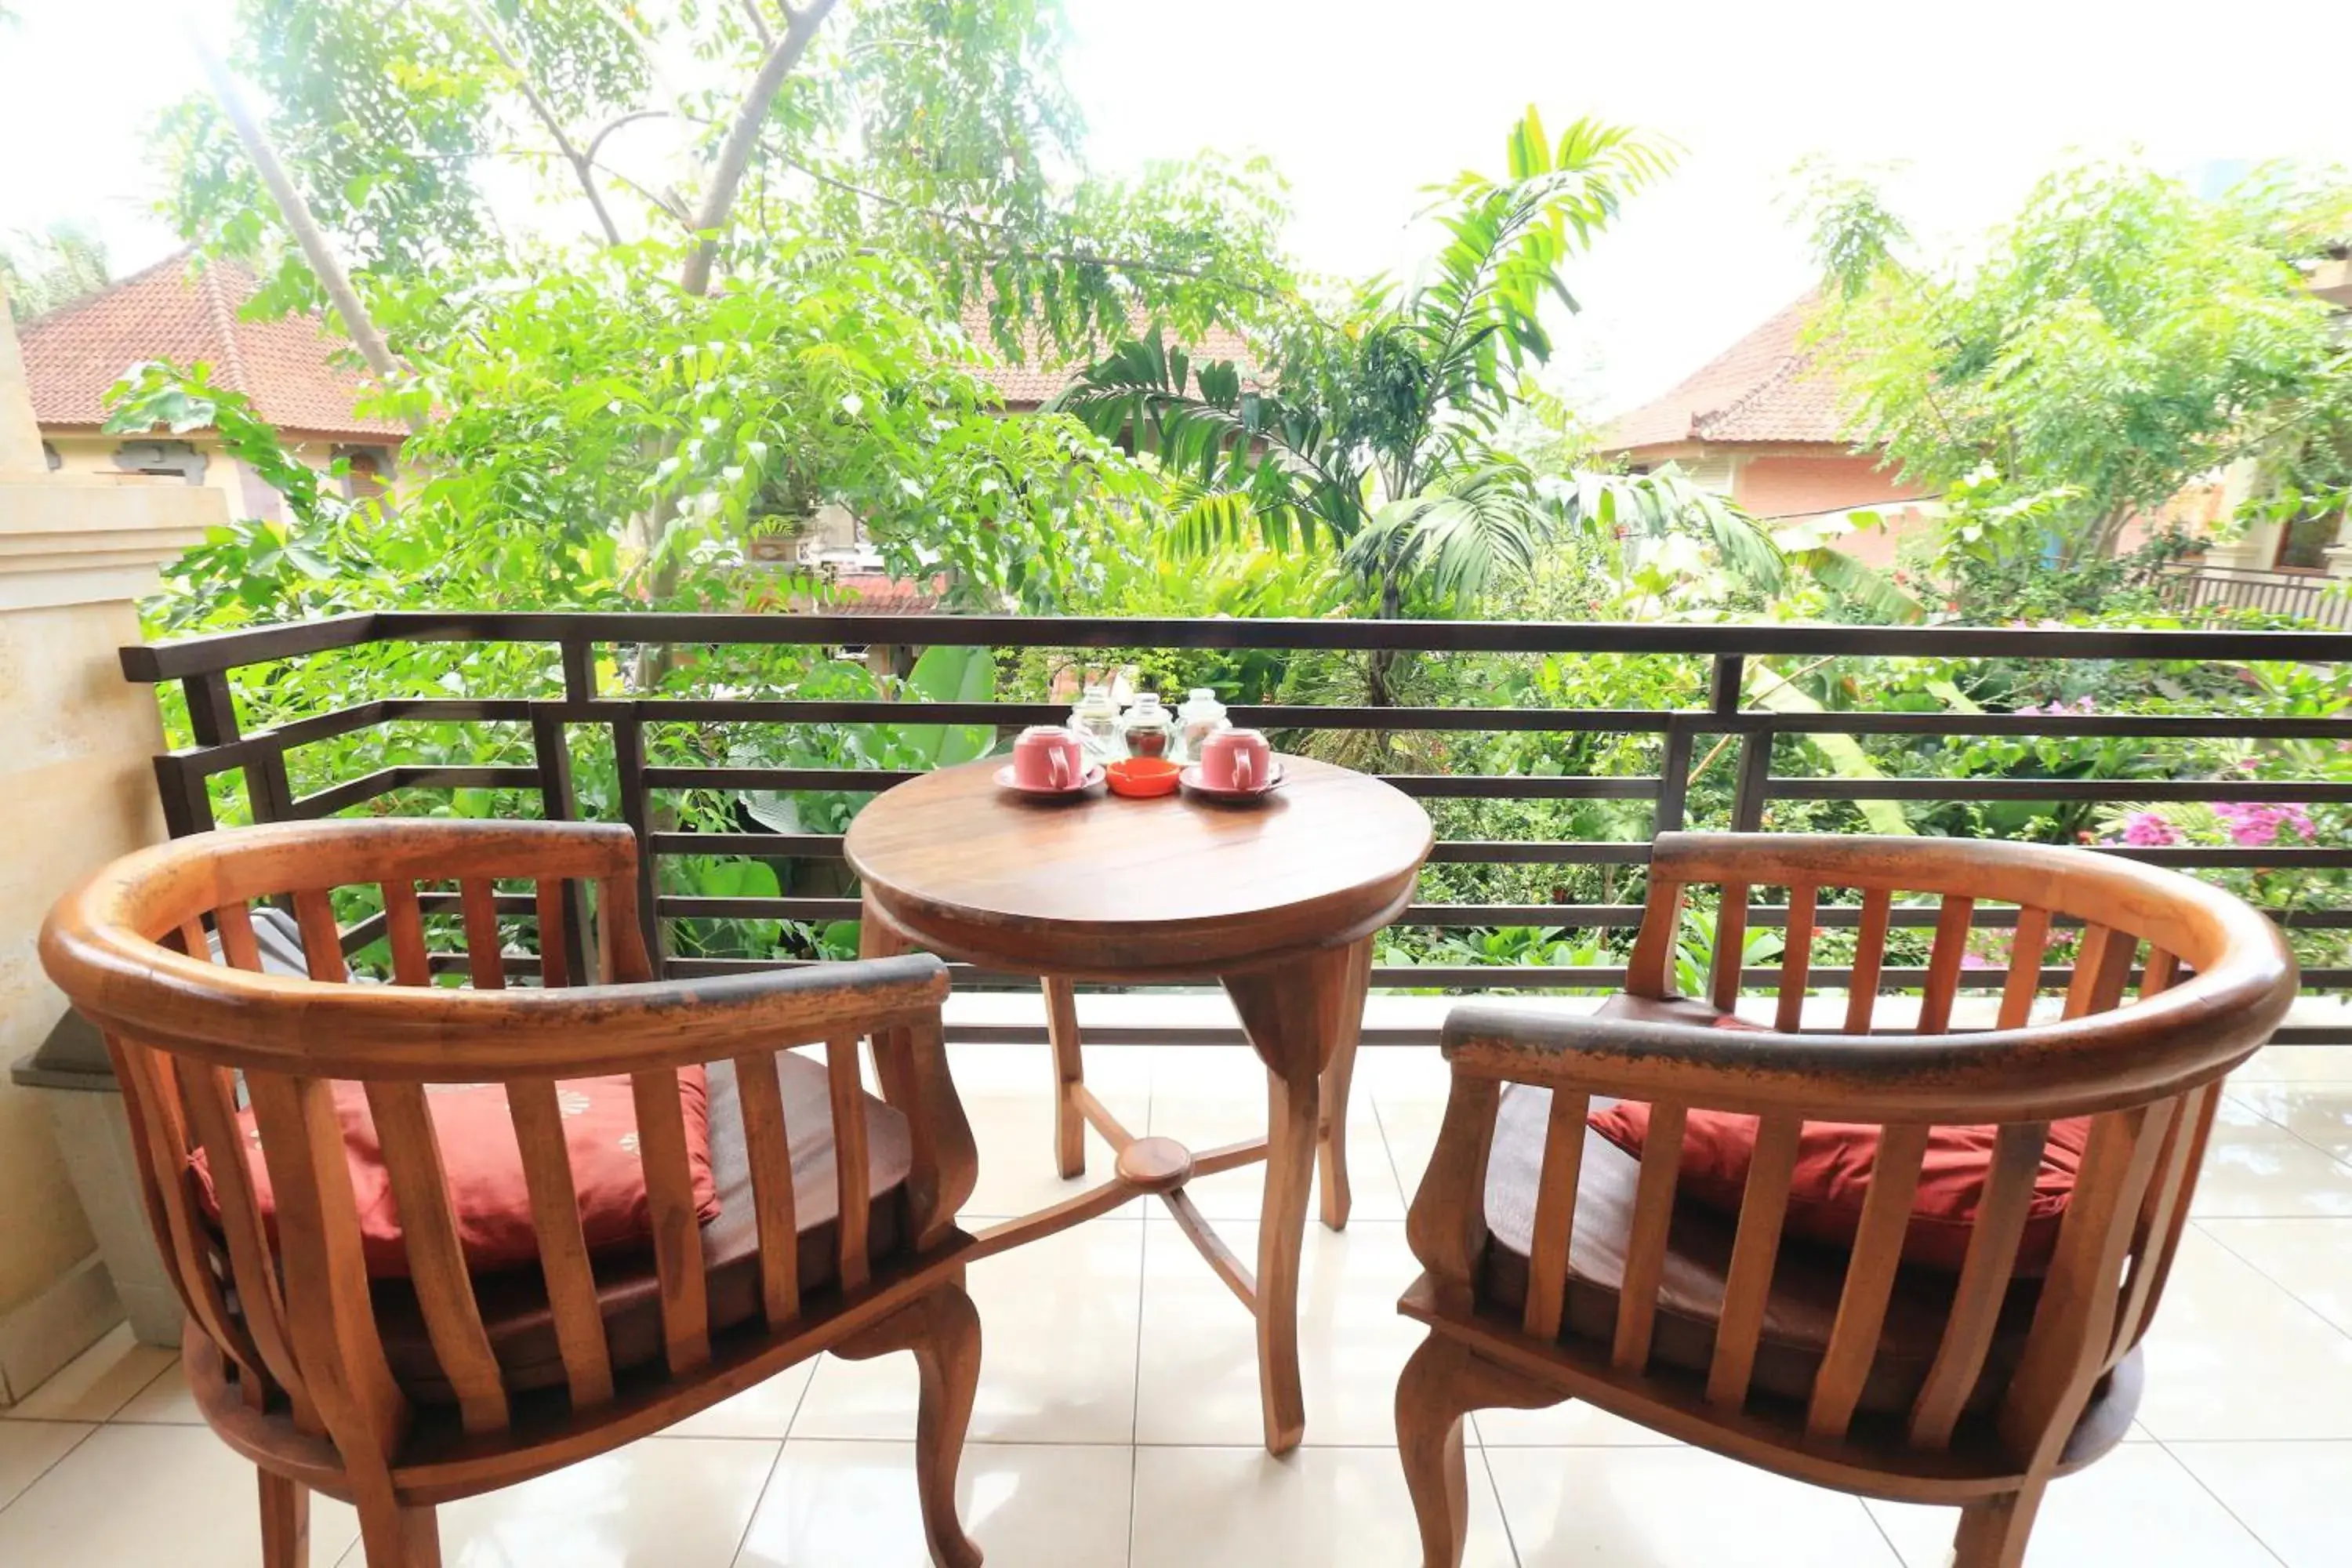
{"left": 8, "top": 1040, "right": 2352, "bottom": 1565}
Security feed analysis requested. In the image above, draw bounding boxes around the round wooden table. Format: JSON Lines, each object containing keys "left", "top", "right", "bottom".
{"left": 845, "top": 753, "right": 1432, "bottom": 1454}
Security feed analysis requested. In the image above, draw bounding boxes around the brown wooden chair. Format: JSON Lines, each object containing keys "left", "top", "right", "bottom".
{"left": 1395, "top": 830, "right": 2297, "bottom": 1568}
{"left": 39, "top": 818, "right": 985, "bottom": 1568}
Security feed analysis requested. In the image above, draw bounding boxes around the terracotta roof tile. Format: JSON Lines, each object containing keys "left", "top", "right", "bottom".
{"left": 1601, "top": 293, "right": 1860, "bottom": 454}
{"left": 957, "top": 303, "right": 1253, "bottom": 407}
{"left": 20, "top": 251, "right": 407, "bottom": 441}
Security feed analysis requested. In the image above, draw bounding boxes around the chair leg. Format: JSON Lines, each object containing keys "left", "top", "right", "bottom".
{"left": 837, "top": 1282, "right": 985, "bottom": 1568}
{"left": 354, "top": 1492, "right": 441, "bottom": 1568}
{"left": 1396, "top": 1334, "right": 1554, "bottom": 1568}
{"left": 1952, "top": 1479, "right": 2047, "bottom": 1568}
{"left": 259, "top": 1471, "right": 308, "bottom": 1568}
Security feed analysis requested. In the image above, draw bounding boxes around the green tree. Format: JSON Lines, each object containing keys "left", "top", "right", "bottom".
{"left": 1808, "top": 160, "right": 2352, "bottom": 568}
{"left": 1055, "top": 111, "right": 1675, "bottom": 625}
{"left": 2, "top": 223, "right": 109, "bottom": 321}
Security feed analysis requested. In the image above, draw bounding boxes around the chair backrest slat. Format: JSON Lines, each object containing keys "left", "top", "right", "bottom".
{"left": 214, "top": 901, "right": 263, "bottom": 970}
{"left": 1998, "top": 906, "right": 2053, "bottom": 1028}
{"left": 1610, "top": 1102, "right": 1686, "bottom": 1371}
{"left": 107, "top": 1031, "right": 270, "bottom": 1400}
{"left": 1709, "top": 884, "right": 1750, "bottom": 1012}
{"left": 382, "top": 881, "right": 430, "bottom": 985}
{"left": 2063, "top": 925, "right": 2136, "bottom": 1018}
{"left": 289, "top": 890, "right": 345, "bottom": 983}
{"left": 171, "top": 1054, "right": 318, "bottom": 1428}
{"left": 1843, "top": 887, "right": 1893, "bottom": 1033}
{"left": 2140, "top": 947, "right": 2180, "bottom": 999}
{"left": 1625, "top": 879, "right": 1683, "bottom": 1000}
{"left": 1704, "top": 1112, "right": 1803, "bottom": 1407}
{"left": 826, "top": 1034, "right": 873, "bottom": 1294}
{"left": 2111, "top": 1083, "right": 2209, "bottom": 1363}
{"left": 363, "top": 1082, "right": 511, "bottom": 1433}
{"left": 1518, "top": 1090, "right": 1590, "bottom": 1341}
{"left": 732, "top": 1052, "right": 802, "bottom": 1329}
{"left": 535, "top": 877, "right": 571, "bottom": 989}
{"left": 1907, "top": 1121, "right": 2049, "bottom": 1448}
{"left": 505, "top": 1077, "right": 615, "bottom": 1407}
{"left": 243, "top": 1069, "right": 411, "bottom": 1474}
{"left": 1774, "top": 887, "right": 1817, "bottom": 1033}
{"left": 1806, "top": 1120, "right": 1931, "bottom": 1439}
{"left": 459, "top": 878, "right": 505, "bottom": 990}
{"left": 1918, "top": 895, "right": 1976, "bottom": 1033}
{"left": 630, "top": 1069, "right": 713, "bottom": 1375}
{"left": 1996, "top": 1103, "right": 2174, "bottom": 1458}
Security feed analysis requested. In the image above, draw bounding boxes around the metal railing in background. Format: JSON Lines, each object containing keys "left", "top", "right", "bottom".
{"left": 120, "top": 612, "right": 2352, "bottom": 1044}
{"left": 2158, "top": 564, "right": 2352, "bottom": 628}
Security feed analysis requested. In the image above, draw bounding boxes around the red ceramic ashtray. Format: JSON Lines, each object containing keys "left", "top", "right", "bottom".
{"left": 1105, "top": 757, "right": 1181, "bottom": 798}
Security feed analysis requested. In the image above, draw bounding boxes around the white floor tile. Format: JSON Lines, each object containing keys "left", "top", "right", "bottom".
{"left": 1486, "top": 1443, "right": 1901, "bottom": 1566}
{"left": 1471, "top": 1396, "right": 1684, "bottom": 1446}
{"left": 0, "top": 1325, "right": 176, "bottom": 1423}
{"left": 0, "top": 1424, "right": 361, "bottom": 1567}
{"left": 2198, "top": 1216, "right": 2352, "bottom": 1336}
{"left": 959, "top": 1087, "right": 1152, "bottom": 1221}
{"left": 735, "top": 1440, "right": 1132, "bottom": 1566}
{"left": 2190, "top": 1098, "right": 2352, "bottom": 1218}
{"left": 2228, "top": 1081, "right": 2352, "bottom": 1161}
{"left": 2229, "top": 1046, "right": 2352, "bottom": 1083}
{"left": 0, "top": 1420, "right": 89, "bottom": 1511}
{"left": 662, "top": 1361, "right": 819, "bottom": 1440}
{"left": 1134, "top": 1218, "right": 1426, "bottom": 1446}
{"left": 1130, "top": 1444, "right": 1514, "bottom": 1568}
{"left": 108, "top": 1357, "right": 203, "bottom": 1425}
{"left": 1867, "top": 1443, "right": 2279, "bottom": 1567}
{"left": 333, "top": 1436, "right": 778, "bottom": 1567}
{"left": 2169, "top": 1439, "right": 2352, "bottom": 1568}
{"left": 793, "top": 1221, "right": 1144, "bottom": 1444}
{"left": 2136, "top": 1228, "right": 2352, "bottom": 1439}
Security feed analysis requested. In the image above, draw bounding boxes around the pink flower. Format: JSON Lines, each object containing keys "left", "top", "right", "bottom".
{"left": 2212, "top": 802, "right": 2314, "bottom": 848}
{"left": 2118, "top": 811, "right": 2181, "bottom": 847}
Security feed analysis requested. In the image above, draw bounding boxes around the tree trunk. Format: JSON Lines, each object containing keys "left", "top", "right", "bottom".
{"left": 677, "top": 0, "right": 839, "bottom": 299}
{"left": 186, "top": 25, "right": 421, "bottom": 434}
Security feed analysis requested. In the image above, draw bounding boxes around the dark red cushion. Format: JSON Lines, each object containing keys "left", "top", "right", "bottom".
{"left": 191, "top": 1071, "right": 721, "bottom": 1279}
{"left": 1585, "top": 998, "right": 2091, "bottom": 1272}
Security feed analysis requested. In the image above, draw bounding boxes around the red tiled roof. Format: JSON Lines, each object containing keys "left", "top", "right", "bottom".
{"left": 19, "top": 251, "right": 407, "bottom": 441}
{"left": 1601, "top": 293, "right": 1861, "bottom": 454}
{"left": 958, "top": 303, "right": 1254, "bottom": 408}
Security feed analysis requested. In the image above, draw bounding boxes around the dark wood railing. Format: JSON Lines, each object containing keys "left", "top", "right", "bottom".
{"left": 2158, "top": 563, "right": 2352, "bottom": 628}
{"left": 121, "top": 612, "right": 2352, "bottom": 1044}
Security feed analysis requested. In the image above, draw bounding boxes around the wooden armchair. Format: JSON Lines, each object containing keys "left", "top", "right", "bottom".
{"left": 40, "top": 818, "right": 985, "bottom": 1568}
{"left": 1396, "top": 831, "right": 2296, "bottom": 1568}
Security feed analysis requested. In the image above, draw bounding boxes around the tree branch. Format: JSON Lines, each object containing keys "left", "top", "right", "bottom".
{"left": 739, "top": 0, "right": 775, "bottom": 47}
{"left": 467, "top": 2, "right": 623, "bottom": 246}
{"left": 183, "top": 21, "right": 422, "bottom": 434}
{"left": 680, "top": 0, "right": 839, "bottom": 297}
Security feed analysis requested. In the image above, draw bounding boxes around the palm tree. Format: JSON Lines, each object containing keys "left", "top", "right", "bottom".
{"left": 1053, "top": 111, "right": 1675, "bottom": 630}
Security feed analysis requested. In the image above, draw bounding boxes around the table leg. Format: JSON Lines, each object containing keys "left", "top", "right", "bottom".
{"left": 1317, "top": 938, "right": 1374, "bottom": 1232}
{"left": 1224, "top": 943, "right": 1359, "bottom": 1456}
{"left": 859, "top": 895, "right": 919, "bottom": 1109}
{"left": 1043, "top": 978, "right": 1087, "bottom": 1179}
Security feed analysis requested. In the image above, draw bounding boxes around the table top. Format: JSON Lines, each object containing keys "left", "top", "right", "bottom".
{"left": 844, "top": 753, "right": 1433, "bottom": 978}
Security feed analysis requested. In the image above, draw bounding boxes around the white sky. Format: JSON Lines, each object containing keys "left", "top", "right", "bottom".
{"left": 7, "top": 0, "right": 2352, "bottom": 415}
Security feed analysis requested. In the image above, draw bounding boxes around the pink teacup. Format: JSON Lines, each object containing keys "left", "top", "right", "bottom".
{"left": 1011, "top": 725, "right": 1084, "bottom": 790}
{"left": 1197, "top": 728, "right": 1273, "bottom": 793}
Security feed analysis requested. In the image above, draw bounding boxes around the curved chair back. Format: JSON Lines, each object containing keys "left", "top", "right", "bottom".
{"left": 1425, "top": 831, "right": 2297, "bottom": 1469}
{"left": 40, "top": 818, "right": 971, "bottom": 1477}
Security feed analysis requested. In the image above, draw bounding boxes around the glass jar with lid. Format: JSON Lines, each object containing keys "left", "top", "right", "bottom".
{"left": 1173, "top": 688, "right": 1229, "bottom": 764}
{"left": 1068, "top": 684, "right": 1122, "bottom": 762}
{"left": 1116, "top": 691, "right": 1175, "bottom": 760}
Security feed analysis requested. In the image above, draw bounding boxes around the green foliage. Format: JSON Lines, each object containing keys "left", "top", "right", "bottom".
{"left": 2, "top": 223, "right": 109, "bottom": 321}
{"left": 1810, "top": 160, "right": 2352, "bottom": 573}
{"left": 1056, "top": 108, "right": 1675, "bottom": 618}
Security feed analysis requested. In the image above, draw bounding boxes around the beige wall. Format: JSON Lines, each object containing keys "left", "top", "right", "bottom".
{"left": 41, "top": 429, "right": 402, "bottom": 525}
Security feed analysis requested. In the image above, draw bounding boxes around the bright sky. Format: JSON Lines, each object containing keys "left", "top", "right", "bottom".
{"left": 9, "top": 0, "right": 2352, "bottom": 416}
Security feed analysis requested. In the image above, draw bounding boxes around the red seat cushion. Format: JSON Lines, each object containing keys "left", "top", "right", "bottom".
{"left": 191, "top": 1070, "right": 721, "bottom": 1279}
{"left": 1584, "top": 995, "right": 2091, "bottom": 1274}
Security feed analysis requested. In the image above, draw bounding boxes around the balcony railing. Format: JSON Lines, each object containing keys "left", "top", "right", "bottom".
{"left": 120, "top": 612, "right": 2352, "bottom": 1044}
{"left": 2158, "top": 563, "right": 2352, "bottom": 627}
